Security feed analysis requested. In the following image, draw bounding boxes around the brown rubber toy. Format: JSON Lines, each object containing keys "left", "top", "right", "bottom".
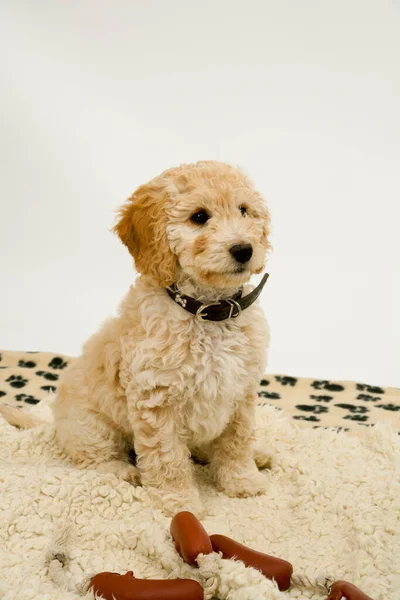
{"left": 89, "top": 571, "right": 203, "bottom": 600}
{"left": 210, "top": 534, "right": 293, "bottom": 592}
{"left": 326, "top": 580, "right": 374, "bottom": 600}
{"left": 170, "top": 511, "right": 213, "bottom": 566}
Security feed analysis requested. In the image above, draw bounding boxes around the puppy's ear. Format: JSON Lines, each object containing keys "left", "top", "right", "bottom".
{"left": 113, "top": 180, "right": 177, "bottom": 286}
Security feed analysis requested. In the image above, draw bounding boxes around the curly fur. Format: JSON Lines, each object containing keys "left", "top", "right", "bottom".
{"left": 53, "top": 160, "right": 271, "bottom": 516}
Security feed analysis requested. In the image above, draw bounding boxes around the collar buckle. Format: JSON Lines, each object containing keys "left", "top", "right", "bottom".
{"left": 196, "top": 302, "right": 221, "bottom": 321}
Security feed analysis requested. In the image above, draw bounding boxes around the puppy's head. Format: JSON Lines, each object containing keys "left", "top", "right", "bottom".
{"left": 114, "top": 161, "right": 271, "bottom": 289}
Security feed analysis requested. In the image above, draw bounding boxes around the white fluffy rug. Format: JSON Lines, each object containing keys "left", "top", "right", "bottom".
{"left": 0, "top": 401, "right": 399, "bottom": 600}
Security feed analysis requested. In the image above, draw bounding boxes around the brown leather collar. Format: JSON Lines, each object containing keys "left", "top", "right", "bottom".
{"left": 166, "top": 273, "right": 269, "bottom": 321}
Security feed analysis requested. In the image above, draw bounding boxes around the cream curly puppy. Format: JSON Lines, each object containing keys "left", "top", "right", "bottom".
{"left": 53, "top": 161, "right": 271, "bottom": 516}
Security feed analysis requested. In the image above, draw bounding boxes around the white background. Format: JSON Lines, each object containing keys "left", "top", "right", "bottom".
{"left": 1, "top": 1, "right": 399, "bottom": 386}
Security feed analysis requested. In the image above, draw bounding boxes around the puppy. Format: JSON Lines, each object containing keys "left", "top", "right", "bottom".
{"left": 53, "top": 161, "right": 271, "bottom": 516}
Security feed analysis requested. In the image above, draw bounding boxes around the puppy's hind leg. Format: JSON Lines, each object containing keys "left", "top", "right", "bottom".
{"left": 54, "top": 402, "right": 140, "bottom": 485}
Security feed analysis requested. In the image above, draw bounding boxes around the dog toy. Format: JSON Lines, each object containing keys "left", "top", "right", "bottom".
{"left": 170, "top": 510, "right": 213, "bottom": 566}
{"left": 89, "top": 570, "right": 203, "bottom": 600}
{"left": 46, "top": 519, "right": 375, "bottom": 600}
{"left": 170, "top": 511, "right": 293, "bottom": 591}
{"left": 326, "top": 580, "right": 374, "bottom": 600}
{"left": 209, "top": 534, "right": 293, "bottom": 591}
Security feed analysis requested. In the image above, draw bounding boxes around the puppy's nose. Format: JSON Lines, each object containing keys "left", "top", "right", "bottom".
{"left": 229, "top": 243, "right": 253, "bottom": 264}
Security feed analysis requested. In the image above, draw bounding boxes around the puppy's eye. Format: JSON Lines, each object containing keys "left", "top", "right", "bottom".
{"left": 190, "top": 210, "right": 209, "bottom": 225}
{"left": 239, "top": 205, "right": 247, "bottom": 216}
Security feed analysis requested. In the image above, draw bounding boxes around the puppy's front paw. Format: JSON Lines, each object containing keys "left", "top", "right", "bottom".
{"left": 253, "top": 446, "right": 272, "bottom": 470}
{"left": 214, "top": 464, "right": 268, "bottom": 498}
{"left": 96, "top": 461, "right": 141, "bottom": 486}
{"left": 146, "top": 487, "right": 205, "bottom": 519}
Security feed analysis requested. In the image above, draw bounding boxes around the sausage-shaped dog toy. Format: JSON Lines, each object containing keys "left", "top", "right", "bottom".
{"left": 89, "top": 571, "right": 204, "bottom": 600}
{"left": 210, "top": 534, "right": 293, "bottom": 592}
{"left": 326, "top": 580, "right": 374, "bottom": 600}
{"left": 170, "top": 511, "right": 213, "bottom": 566}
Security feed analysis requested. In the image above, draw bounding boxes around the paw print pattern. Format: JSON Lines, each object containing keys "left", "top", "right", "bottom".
{"left": 275, "top": 376, "right": 298, "bottom": 387}
{"left": 310, "top": 395, "right": 333, "bottom": 403}
{"left": 357, "top": 393, "right": 381, "bottom": 403}
{"left": 15, "top": 393, "right": 40, "bottom": 405}
{"left": 331, "top": 426, "right": 350, "bottom": 433}
{"left": 376, "top": 404, "right": 400, "bottom": 412}
{"left": 48, "top": 357, "right": 68, "bottom": 369}
{"left": 293, "top": 415, "right": 320, "bottom": 422}
{"left": 258, "top": 391, "right": 281, "bottom": 399}
{"left": 6, "top": 375, "right": 28, "bottom": 388}
{"left": 41, "top": 385, "right": 57, "bottom": 393}
{"left": 259, "top": 379, "right": 270, "bottom": 386}
{"left": 356, "top": 383, "right": 384, "bottom": 395}
{"left": 0, "top": 390, "right": 6, "bottom": 398}
{"left": 344, "top": 414, "right": 369, "bottom": 422}
{"left": 311, "top": 380, "right": 345, "bottom": 392}
{"left": 296, "top": 404, "right": 329, "bottom": 414}
{"left": 36, "top": 371, "right": 59, "bottom": 381}
{"left": 335, "top": 403, "right": 369, "bottom": 414}
{"left": 18, "top": 360, "right": 37, "bottom": 368}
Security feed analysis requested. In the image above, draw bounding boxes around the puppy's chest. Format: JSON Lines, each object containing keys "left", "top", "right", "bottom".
{"left": 186, "top": 327, "right": 248, "bottom": 395}
{"left": 172, "top": 324, "right": 253, "bottom": 442}
{"left": 128, "top": 312, "right": 264, "bottom": 442}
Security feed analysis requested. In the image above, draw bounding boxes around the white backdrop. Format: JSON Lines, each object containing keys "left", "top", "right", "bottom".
{"left": 1, "top": 1, "right": 399, "bottom": 387}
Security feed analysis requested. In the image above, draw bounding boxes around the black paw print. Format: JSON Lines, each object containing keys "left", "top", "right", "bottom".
{"left": 311, "top": 380, "right": 345, "bottom": 392}
{"left": 41, "top": 385, "right": 57, "bottom": 393}
{"left": 18, "top": 359, "right": 37, "bottom": 368}
{"left": 15, "top": 393, "right": 40, "bottom": 405}
{"left": 36, "top": 371, "right": 59, "bottom": 381}
{"left": 259, "top": 379, "right": 270, "bottom": 386}
{"left": 293, "top": 415, "right": 320, "bottom": 422}
{"left": 357, "top": 393, "right": 381, "bottom": 403}
{"left": 376, "top": 404, "right": 400, "bottom": 412}
{"left": 310, "top": 395, "right": 333, "bottom": 403}
{"left": 0, "top": 390, "right": 6, "bottom": 398}
{"left": 356, "top": 383, "right": 384, "bottom": 395}
{"left": 344, "top": 414, "right": 369, "bottom": 422}
{"left": 258, "top": 391, "right": 281, "bottom": 399}
{"left": 6, "top": 375, "right": 28, "bottom": 389}
{"left": 275, "top": 376, "right": 298, "bottom": 387}
{"left": 48, "top": 357, "right": 68, "bottom": 369}
{"left": 335, "top": 403, "right": 369, "bottom": 414}
{"left": 296, "top": 404, "right": 328, "bottom": 414}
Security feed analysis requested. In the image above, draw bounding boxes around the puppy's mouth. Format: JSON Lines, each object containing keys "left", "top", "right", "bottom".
{"left": 204, "top": 266, "right": 248, "bottom": 277}
{"left": 198, "top": 267, "right": 250, "bottom": 284}
{"left": 231, "top": 264, "right": 247, "bottom": 274}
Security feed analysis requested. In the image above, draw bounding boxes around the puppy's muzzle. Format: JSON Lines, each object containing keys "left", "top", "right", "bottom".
{"left": 229, "top": 243, "right": 253, "bottom": 264}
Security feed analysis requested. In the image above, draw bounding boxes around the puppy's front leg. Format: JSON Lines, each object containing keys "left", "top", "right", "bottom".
{"left": 130, "top": 399, "right": 203, "bottom": 517}
{"left": 210, "top": 394, "right": 268, "bottom": 498}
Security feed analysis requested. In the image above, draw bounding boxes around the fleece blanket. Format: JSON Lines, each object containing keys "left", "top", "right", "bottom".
{"left": 0, "top": 396, "right": 399, "bottom": 600}
{"left": 1, "top": 350, "right": 399, "bottom": 432}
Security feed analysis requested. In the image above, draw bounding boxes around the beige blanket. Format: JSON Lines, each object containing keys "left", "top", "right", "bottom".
{"left": 0, "top": 350, "right": 399, "bottom": 431}
{"left": 1, "top": 350, "right": 399, "bottom": 599}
